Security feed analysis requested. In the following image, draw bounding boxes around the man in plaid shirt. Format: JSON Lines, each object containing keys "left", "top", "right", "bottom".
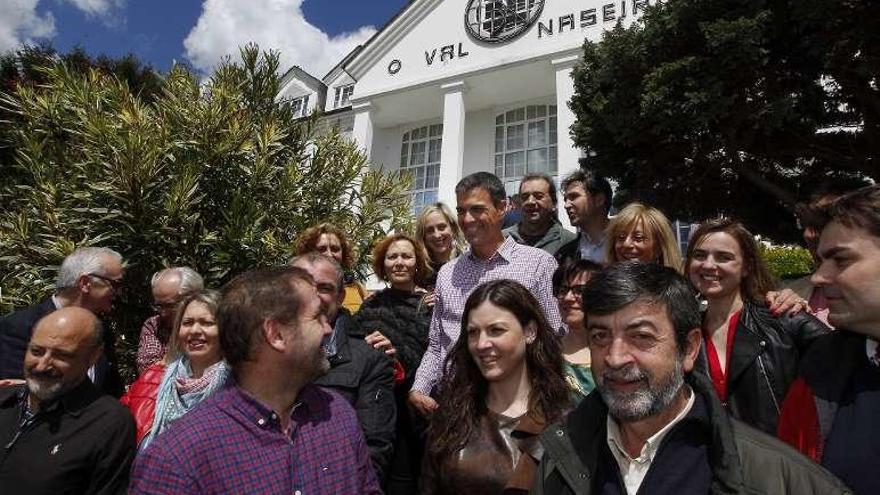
{"left": 130, "top": 266, "right": 381, "bottom": 494}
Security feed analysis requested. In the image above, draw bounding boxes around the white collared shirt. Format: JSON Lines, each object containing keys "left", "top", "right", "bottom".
{"left": 868, "top": 338, "right": 879, "bottom": 367}
{"left": 606, "top": 389, "right": 696, "bottom": 495}
{"left": 577, "top": 231, "right": 607, "bottom": 264}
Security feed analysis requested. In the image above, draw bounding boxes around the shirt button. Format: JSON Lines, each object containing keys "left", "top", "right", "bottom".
{"left": 294, "top": 491, "right": 302, "bottom": 495}
{"left": 556, "top": 429, "right": 565, "bottom": 437}
{"left": 257, "top": 418, "right": 266, "bottom": 426}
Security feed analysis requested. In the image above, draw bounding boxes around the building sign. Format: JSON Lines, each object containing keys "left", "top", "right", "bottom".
{"left": 464, "top": 0, "right": 546, "bottom": 44}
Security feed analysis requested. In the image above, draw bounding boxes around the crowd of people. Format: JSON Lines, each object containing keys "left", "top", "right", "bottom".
{"left": 0, "top": 168, "right": 877, "bottom": 495}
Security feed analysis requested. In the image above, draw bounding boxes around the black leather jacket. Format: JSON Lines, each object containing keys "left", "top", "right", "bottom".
{"left": 699, "top": 300, "right": 830, "bottom": 435}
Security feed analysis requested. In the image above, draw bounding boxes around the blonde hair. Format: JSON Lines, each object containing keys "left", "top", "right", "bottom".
{"left": 415, "top": 202, "right": 466, "bottom": 262}
{"left": 166, "top": 290, "right": 222, "bottom": 363}
{"left": 606, "top": 202, "right": 682, "bottom": 272}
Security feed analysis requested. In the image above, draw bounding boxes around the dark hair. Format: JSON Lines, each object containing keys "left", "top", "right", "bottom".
{"left": 455, "top": 172, "right": 506, "bottom": 207}
{"left": 552, "top": 258, "right": 604, "bottom": 294}
{"left": 582, "top": 262, "right": 700, "bottom": 354}
{"left": 825, "top": 185, "right": 880, "bottom": 238}
{"left": 370, "top": 233, "right": 433, "bottom": 287}
{"left": 289, "top": 252, "right": 344, "bottom": 293}
{"left": 560, "top": 168, "right": 613, "bottom": 215}
{"left": 294, "top": 223, "right": 355, "bottom": 270}
{"left": 519, "top": 173, "right": 558, "bottom": 206}
{"left": 685, "top": 218, "right": 775, "bottom": 302}
{"left": 427, "top": 280, "right": 570, "bottom": 459}
{"left": 218, "top": 266, "right": 314, "bottom": 374}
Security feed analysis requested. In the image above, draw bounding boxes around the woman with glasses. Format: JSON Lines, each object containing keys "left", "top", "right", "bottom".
{"left": 121, "top": 290, "right": 229, "bottom": 448}
{"left": 553, "top": 259, "right": 603, "bottom": 405}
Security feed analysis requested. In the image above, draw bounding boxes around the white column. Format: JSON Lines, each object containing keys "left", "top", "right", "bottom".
{"left": 552, "top": 55, "right": 581, "bottom": 229}
{"left": 351, "top": 100, "right": 374, "bottom": 159}
{"left": 437, "top": 81, "right": 466, "bottom": 209}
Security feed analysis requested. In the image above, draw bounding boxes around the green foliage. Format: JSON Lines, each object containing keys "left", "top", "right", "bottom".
{"left": 759, "top": 243, "right": 814, "bottom": 280}
{"left": 570, "top": 0, "right": 877, "bottom": 241}
{"left": 0, "top": 44, "right": 413, "bottom": 382}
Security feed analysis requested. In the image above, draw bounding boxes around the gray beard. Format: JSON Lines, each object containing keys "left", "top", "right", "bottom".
{"left": 598, "top": 359, "right": 686, "bottom": 422}
{"left": 26, "top": 377, "right": 66, "bottom": 403}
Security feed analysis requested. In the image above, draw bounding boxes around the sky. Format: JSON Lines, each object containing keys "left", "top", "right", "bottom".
{"left": 1, "top": 0, "right": 410, "bottom": 78}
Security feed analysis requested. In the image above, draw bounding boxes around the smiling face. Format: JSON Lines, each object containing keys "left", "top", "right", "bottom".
{"left": 422, "top": 211, "right": 454, "bottom": 259}
{"left": 557, "top": 270, "right": 592, "bottom": 330}
{"left": 519, "top": 178, "right": 555, "bottom": 229}
{"left": 466, "top": 301, "right": 535, "bottom": 384}
{"left": 178, "top": 300, "right": 222, "bottom": 369}
{"left": 315, "top": 233, "right": 344, "bottom": 265}
{"left": 614, "top": 219, "right": 657, "bottom": 263}
{"left": 383, "top": 239, "right": 417, "bottom": 290}
{"left": 457, "top": 187, "right": 506, "bottom": 250}
{"left": 687, "top": 232, "right": 746, "bottom": 302}
{"left": 587, "top": 299, "right": 699, "bottom": 422}
{"left": 812, "top": 221, "right": 880, "bottom": 337}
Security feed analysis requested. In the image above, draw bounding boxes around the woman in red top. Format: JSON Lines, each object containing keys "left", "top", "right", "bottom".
{"left": 685, "top": 218, "right": 829, "bottom": 434}
{"left": 121, "top": 290, "right": 229, "bottom": 448}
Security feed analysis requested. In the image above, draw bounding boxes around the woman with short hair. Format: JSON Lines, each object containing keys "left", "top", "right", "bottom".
{"left": 295, "top": 223, "right": 367, "bottom": 312}
{"left": 605, "top": 202, "right": 682, "bottom": 271}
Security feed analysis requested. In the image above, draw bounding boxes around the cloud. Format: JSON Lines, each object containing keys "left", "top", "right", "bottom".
{"left": 183, "top": 0, "right": 376, "bottom": 78}
{"left": 0, "top": 0, "right": 56, "bottom": 54}
{"left": 59, "top": 0, "right": 126, "bottom": 26}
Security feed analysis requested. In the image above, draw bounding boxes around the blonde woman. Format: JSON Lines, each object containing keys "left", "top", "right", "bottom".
{"left": 605, "top": 202, "right": 683, "bottom": 271}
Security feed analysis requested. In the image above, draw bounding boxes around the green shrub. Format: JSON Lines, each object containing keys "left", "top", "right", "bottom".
{"left": 0, "top": 45, "right": 413, "bottom": 383}
{"left": 759, "top": 243, "right": 814, "bottom": 281}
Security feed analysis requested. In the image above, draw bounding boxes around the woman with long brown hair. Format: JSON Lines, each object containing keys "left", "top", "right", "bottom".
{"left": 686, "top": 218, "right": 829, "bottom": 434}
{"left": 420, "top": 280, "right": 570, "bottom": 495}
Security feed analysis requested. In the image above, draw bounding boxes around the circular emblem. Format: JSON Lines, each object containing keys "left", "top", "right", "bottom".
{"left": 464, "top": 0, "right": 545, "bottom": 44}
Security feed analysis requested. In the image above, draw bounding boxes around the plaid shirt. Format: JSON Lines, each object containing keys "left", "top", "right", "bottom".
{"left": 130, "top": 384, "right": 381, "bottom": 494}
{"left": 136, "top": 315, "right": 168, "bottom": 375}
{"left": 411, "top": 236, "right": 562, "bottom": 395}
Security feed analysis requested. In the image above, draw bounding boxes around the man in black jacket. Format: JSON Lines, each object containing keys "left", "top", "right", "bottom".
{"left": 0, "top": 247, "right": 124, "bottom": 397}
{"left": 531, "top": 263, "right": 850, "bottom": 495}
{"left": 290, "top": 253, "right": 396, "bottom": 482}
{"left": 0, "top": 307, "right": 135, "bottom": 494}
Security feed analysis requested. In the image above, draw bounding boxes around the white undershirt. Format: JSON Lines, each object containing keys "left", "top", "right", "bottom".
{"left": 606, "top": 388, "right": 695, "bottom": 495}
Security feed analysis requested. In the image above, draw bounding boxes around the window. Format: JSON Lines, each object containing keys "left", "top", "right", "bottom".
{"left": 291, "top": 94, "right": 310, "bottom": 118}
{"left": 400, "top": 124, "right": 442, "bottom": 216}
{"left": 333, "top": 84, "right": 354, "bottom": 109}
{"left": 494, "top": 104, "right": 557, "bottom": 195}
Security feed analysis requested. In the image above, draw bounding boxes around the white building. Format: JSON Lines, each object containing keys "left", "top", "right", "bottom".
{"left": 279, "top": 0, "right": 655, "bottom": 217}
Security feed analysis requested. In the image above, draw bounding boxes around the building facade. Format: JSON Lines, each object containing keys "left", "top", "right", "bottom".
{"left": 279, "top": 0, "right": 655, "bottom": 217}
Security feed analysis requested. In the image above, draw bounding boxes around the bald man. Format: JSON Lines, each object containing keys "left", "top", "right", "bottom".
{"left": 0, "top": 307, "right": 135, "bottom": 494}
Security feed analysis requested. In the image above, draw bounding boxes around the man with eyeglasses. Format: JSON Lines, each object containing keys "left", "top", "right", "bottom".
{"left": 135, "top": 267, "right": 204, "bottom": 374}
{"left": 0, "top": 247, "right": 125, "bottom": 397}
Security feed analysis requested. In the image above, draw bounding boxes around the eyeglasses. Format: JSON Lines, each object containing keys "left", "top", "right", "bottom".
{"left": 88, "top": 273, "right": 124, "bottom": 294}
{"left": 554, "top": 284, "right": 586, "bottom": 298}
{"left": 151, "top": 300, "right": 180, "bottom": 312}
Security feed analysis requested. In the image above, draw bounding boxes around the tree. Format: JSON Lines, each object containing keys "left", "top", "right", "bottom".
{"left": 0, "top": 44, "right": 413, "bottom": 382}
{"left": 570, "top": 0, "right": 877, "bottom": 241}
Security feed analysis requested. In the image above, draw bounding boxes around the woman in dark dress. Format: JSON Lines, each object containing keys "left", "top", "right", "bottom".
{"left": 356, "top": 233, "right": 433, "bottom": 494}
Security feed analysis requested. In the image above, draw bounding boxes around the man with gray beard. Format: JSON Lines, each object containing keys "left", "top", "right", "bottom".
{"left": 0, "top": 307, "right": 135, "bottom": 494}
{"left": 530, "top": 263, "right": 850, "bottom": 495}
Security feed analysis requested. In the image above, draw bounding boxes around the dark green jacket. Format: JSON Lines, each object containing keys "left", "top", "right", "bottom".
{"left": 531, "top": 374, "right": 851, "bottom": 495}
{"left": 504, "top": 222, "right": 576, "bottom": 257}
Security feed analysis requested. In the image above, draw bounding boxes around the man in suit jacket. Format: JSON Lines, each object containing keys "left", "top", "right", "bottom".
{"left": 0, "top": 247, "right": 125, "bottom": 396}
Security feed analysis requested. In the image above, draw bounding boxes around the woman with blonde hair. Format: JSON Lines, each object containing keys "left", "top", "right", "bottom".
{"left": 121, "top": 290, "right": 229, "bottom": 448}
{"left": 416, "top": 203, "right": 466, "bottom": 285}
{"left": 605, "top": 202, "right": 683, "bottom": 271}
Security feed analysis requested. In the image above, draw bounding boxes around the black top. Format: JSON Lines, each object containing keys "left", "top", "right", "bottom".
{"left": 821, "top": 348, "right": 880, "bottom": 495}
{"left": 0, "top": 380, "right": 136, "bottom": 494}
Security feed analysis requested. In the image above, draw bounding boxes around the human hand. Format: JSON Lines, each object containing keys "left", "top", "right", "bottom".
{"left": 0, "top": 379, "right": 25, "bottom": 387}
{"left": 766, "top": 289, "right": 810, "bottom": 317}
{"left": 365, "top": 331, "right": 397, "bottom": 357}
{"left": 408, "top": 390, "right": 438, "bottom": 416}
